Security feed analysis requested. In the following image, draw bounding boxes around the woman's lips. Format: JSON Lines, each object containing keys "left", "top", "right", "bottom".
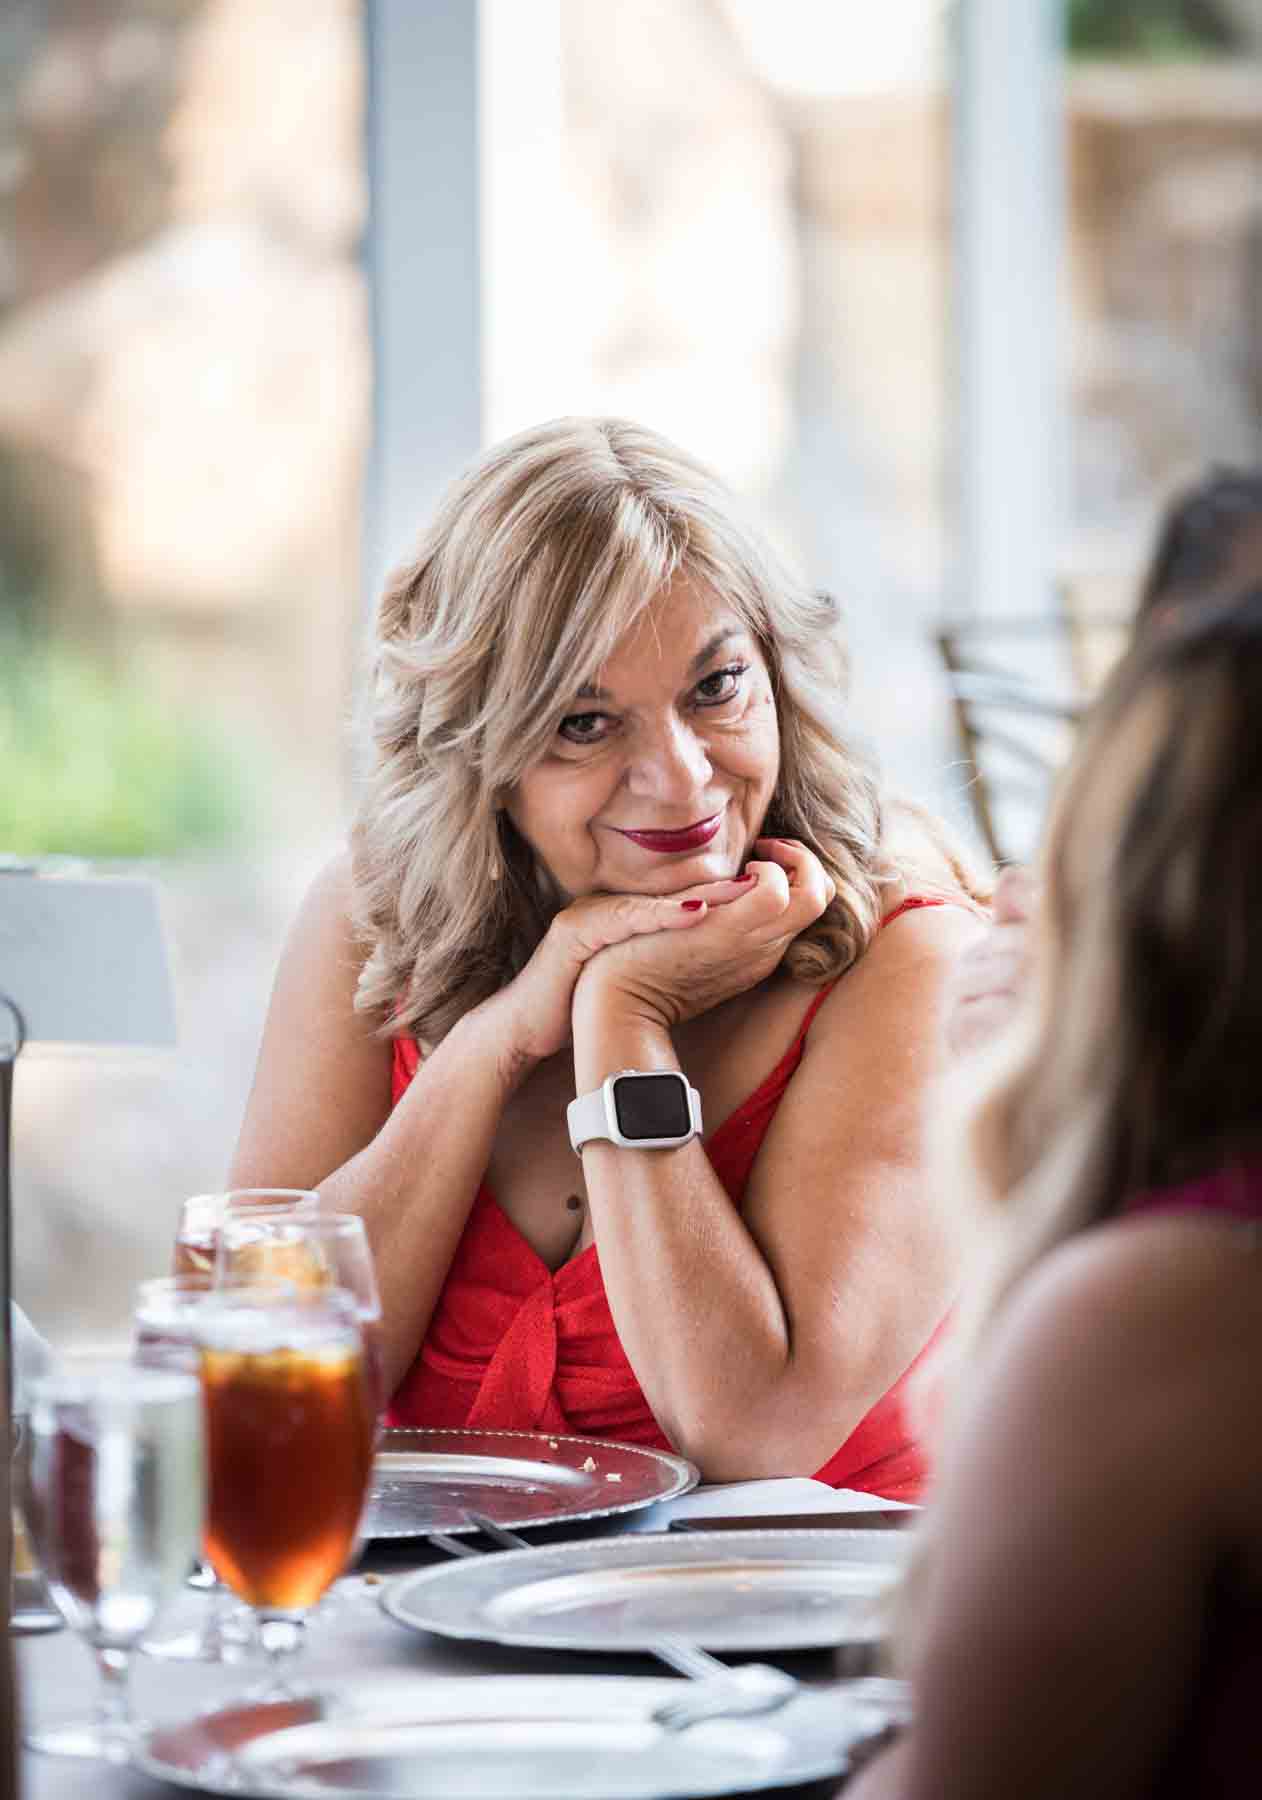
{"left": 614, "top": 813, "right": 723, "bottom": 854}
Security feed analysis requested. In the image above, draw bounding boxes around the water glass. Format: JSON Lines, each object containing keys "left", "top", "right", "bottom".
{"left": 20, "top": 1358, "right": 203, "bottom": 1760}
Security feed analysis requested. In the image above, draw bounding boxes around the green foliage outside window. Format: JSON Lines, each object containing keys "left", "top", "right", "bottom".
{"left": 0, "top": 622, "right": 250, "bottom": 859}
{"left": 1067, "top": 0, "right": 1233, "bottom": 57}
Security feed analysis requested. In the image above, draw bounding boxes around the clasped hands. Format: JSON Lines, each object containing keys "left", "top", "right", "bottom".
{"left": 495, "top": 838, "right": 836, "bottom": 1065}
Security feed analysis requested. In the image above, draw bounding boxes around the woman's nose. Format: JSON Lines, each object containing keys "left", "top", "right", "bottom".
{"left": 625, "top": 717, "right": 712, "bottom": 801}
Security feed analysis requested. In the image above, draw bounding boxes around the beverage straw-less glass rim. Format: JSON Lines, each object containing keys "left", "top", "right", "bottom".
{"left": 135, "top": 1272, "right": 299, "bottom": 1315}
{"left": 214, "top": 1210, "right": 384, "bottom": 1320}
{"left": 29, "top": 1355, "right": 199, "bottom": 1409}
{"left": 192, "top": 1281, "right": 362, "bottom": 1346}
{"left": 177, "top": 1187, "right": 321, "bottom": 1239}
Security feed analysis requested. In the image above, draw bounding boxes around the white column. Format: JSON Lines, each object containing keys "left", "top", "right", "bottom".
{"left": 479, "top": 0, "right": 572, "bottom": 441}
{"left": 363, "top": 0, "right": 483, "bottom": 614}
{"left": 956, "top": 0, "right": 1065, "bottom": 620}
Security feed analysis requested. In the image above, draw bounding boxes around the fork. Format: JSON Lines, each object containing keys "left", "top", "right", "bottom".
{"left": 645, "top": 1637, "right": 800, "bottom": 1733}
{"left": 427, "top": 1515, "right": 801, "bottom": 1731}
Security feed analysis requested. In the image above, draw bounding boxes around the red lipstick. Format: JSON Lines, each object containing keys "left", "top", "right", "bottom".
{"left": 615, "top": 814, "right": 723, "bottom": 854}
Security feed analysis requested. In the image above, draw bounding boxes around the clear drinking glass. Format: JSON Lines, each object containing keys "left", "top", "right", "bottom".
{"left": 10, "top": 1412, "right": 63, "bottom": 1635}
{"left": 169, "top": 1188, "right": 318, "bottom": 1603}
{"left": 193, "top": 1285, "right": 375, "bottom": 1697}
{"left": 20, "top": 1358, "right": 203, "bottom": 1761}
{"left": 132, "top": 1272, "right": 291, "bottom": 1663}
{"left": 215, "top": 1210, "right": 385, "bottom": 1418}
{"left": 172, "top": 1188, "right": 320, "bottom": 1278}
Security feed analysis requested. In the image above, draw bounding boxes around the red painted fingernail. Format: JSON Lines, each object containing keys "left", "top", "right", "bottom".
{"left": 681, "top": 899, "right": 704, "bottom": 912}
{"left": 736, "top": 873, "right": 755, "bottom": 883}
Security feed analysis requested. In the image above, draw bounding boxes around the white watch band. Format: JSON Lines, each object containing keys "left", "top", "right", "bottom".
{"left": 567, "top": 1070, "right": 703, "bottom": 1154}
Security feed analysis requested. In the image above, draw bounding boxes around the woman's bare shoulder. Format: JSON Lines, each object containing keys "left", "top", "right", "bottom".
{"left": 295, "top": 847, "right": 358, "bottom": 936}
{"left": 1012, "top": 1208, "right": 1262, "bottom": 1362}
{"left": 230, "top": 847, "right": 391, "bottom": 1189}
{"left": 272, "top": 849, "right": 376, "bottom": 995}
{"left": 810, "top": 895, "right": 986, "bottom": 1044}
{"left": 968, "top": 1211, "right": 1262, "bottom": 1532}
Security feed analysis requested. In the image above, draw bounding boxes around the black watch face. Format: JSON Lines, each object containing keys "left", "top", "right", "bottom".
{"left": 612, "top": 1073, "right": 691, "bottom": 1140}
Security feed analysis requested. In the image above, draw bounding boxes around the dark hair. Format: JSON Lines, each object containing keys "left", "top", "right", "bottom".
{"left": 983, "top": 579, "right": 1262, "bottom": 1248}
{"left": 1105, "top": 585, "right": 1262, "bottom": 1185}
{"left": 1138, "top": 467, "right": 1262, "bottom": 624}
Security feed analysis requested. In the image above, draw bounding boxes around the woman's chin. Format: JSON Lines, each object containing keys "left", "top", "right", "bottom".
{"left": 614, "top": 857, "right": 738, "bottom": 896}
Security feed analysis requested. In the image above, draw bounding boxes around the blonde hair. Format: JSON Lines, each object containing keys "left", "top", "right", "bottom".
{"left": 352, "top": 416, "right": 982, "bottom": 1044}
{"left": 895, "top": 584, "right": 1262, "bottom": 1665}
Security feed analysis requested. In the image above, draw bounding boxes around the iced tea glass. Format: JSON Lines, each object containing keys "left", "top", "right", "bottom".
{"left": 171, "top": 1188, "right": 319, "bottom": 1601}
{"left": 132, "top": 1272, "right": 291, "bottom": 1663}
{"left": 135, "top": 1273, "right": 295, "bottom": 1373}
{"left": 172, "top": 1188, "right": 320, "bottom": 1279}
{"left": 193, "top": 1285, "right": 375, "bottom": 1696}
{"left": 214, "top": 1210, "right": 385, "bottom": 1418}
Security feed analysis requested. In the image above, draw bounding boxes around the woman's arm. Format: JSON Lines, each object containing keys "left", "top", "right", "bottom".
{"left": 230, "top": 852, "right": 752, "bottom": 1395}
{"left": 942, "top": 864, "right": 1034, "bottom": 1057}
{"left": 571, "top": 845, "right": 983, "bottom": 1478}
{"left": 228, "top": 855, "right": 535, "bottom": 1393}
{"left": 845, "top": 1220, "right": 1246, "bottom": 1800}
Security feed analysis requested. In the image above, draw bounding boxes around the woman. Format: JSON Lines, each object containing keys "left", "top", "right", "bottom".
{"left": 230, "top": 417, "right": 985, "bottom": 1492}
{"left": 847, "top": 584, "right": 1262, "bottom": 1796}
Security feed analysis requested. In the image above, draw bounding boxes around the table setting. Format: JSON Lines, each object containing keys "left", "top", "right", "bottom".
{"left": 13, "top": 1194, "right": 916, "bottom": 1799}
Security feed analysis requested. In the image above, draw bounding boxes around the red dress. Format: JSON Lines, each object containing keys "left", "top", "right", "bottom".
{"left": 386, "top": 897, "right": 952, "bottom": 1500}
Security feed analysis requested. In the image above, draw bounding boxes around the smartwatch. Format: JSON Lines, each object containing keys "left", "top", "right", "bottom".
{"left": 567, "top": 1069, "right": 703, "bottom": 1154}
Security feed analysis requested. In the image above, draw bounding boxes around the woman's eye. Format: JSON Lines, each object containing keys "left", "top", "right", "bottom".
{"left": 694, "top": 663, "right": 748, "bottom": 705}
{"left": 558, "top": 711, "right": 611, "bottom": 745}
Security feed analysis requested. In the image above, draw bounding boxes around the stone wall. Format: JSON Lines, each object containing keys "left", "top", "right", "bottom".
{"left": 1068, "top": 63, "right": 1262, "bottom": 549}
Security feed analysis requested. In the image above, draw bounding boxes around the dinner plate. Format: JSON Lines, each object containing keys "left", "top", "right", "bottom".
{"left": 138, "top": 1673, "right": 881, "bottom": 1798}
{"left": 363, "top": 1427, "right": 697, "bottom": 1539}
{"left": 381, "top": 1529, "right": 907, "bottom": 1655}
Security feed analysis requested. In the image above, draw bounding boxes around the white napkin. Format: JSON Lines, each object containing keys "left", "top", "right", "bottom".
{"left": 626, "top": 1476, "right": 916, "bottom": 1533}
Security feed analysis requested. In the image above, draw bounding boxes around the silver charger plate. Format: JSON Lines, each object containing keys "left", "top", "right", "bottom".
{"left": 137, "top": 1672, "right": 875, "bottom": 1799}
{"left": 364, "top": 1427, "right": 697, "bottom": 1539}
{"left": 381, "top": 1529, "right": 907, "bottom": 1655}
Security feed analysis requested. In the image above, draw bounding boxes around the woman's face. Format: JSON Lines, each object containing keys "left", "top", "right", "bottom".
{"left": 505, "top": 578, "right": 781, "bottom": 900}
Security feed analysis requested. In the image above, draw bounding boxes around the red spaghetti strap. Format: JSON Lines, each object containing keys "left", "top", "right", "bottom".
{"left": 880, "top": 894, "right": 950, "bottom": 929}
{"left": 385, "top": 892, "right": 967, "bottom": 1499}
{"left": 795, "top": 980, "right": 839, "bottom": 1038}
{"left": 793, "top": 901, "right": 951, "bottom": 1044}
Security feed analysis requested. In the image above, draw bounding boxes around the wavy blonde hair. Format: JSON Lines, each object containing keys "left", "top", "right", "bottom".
{"left": 895, "top": 582, "right": 1262, "bottom": 1666}
{"left": 352, "top": 416, "right": 981, "bottom": 1044}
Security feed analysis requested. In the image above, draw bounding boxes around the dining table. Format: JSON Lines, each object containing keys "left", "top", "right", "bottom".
{"left": 16, "top": 1476, "right": 909, "bottom": 1799}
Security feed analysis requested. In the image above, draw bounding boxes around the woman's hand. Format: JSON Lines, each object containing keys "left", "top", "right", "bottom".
{"left": 943, "top": 864, "right": 1036, "bottom": 1057}
{"left": 489, "top": 873, "right": 754, "bottom": 1065}
{"left": 571, "top": 839, "right": 836, "bottom": 1033}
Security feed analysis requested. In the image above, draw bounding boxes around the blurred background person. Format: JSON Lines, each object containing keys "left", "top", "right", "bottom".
{"left": 848, "top": 575, "right": 1262, "bottom": 1798}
